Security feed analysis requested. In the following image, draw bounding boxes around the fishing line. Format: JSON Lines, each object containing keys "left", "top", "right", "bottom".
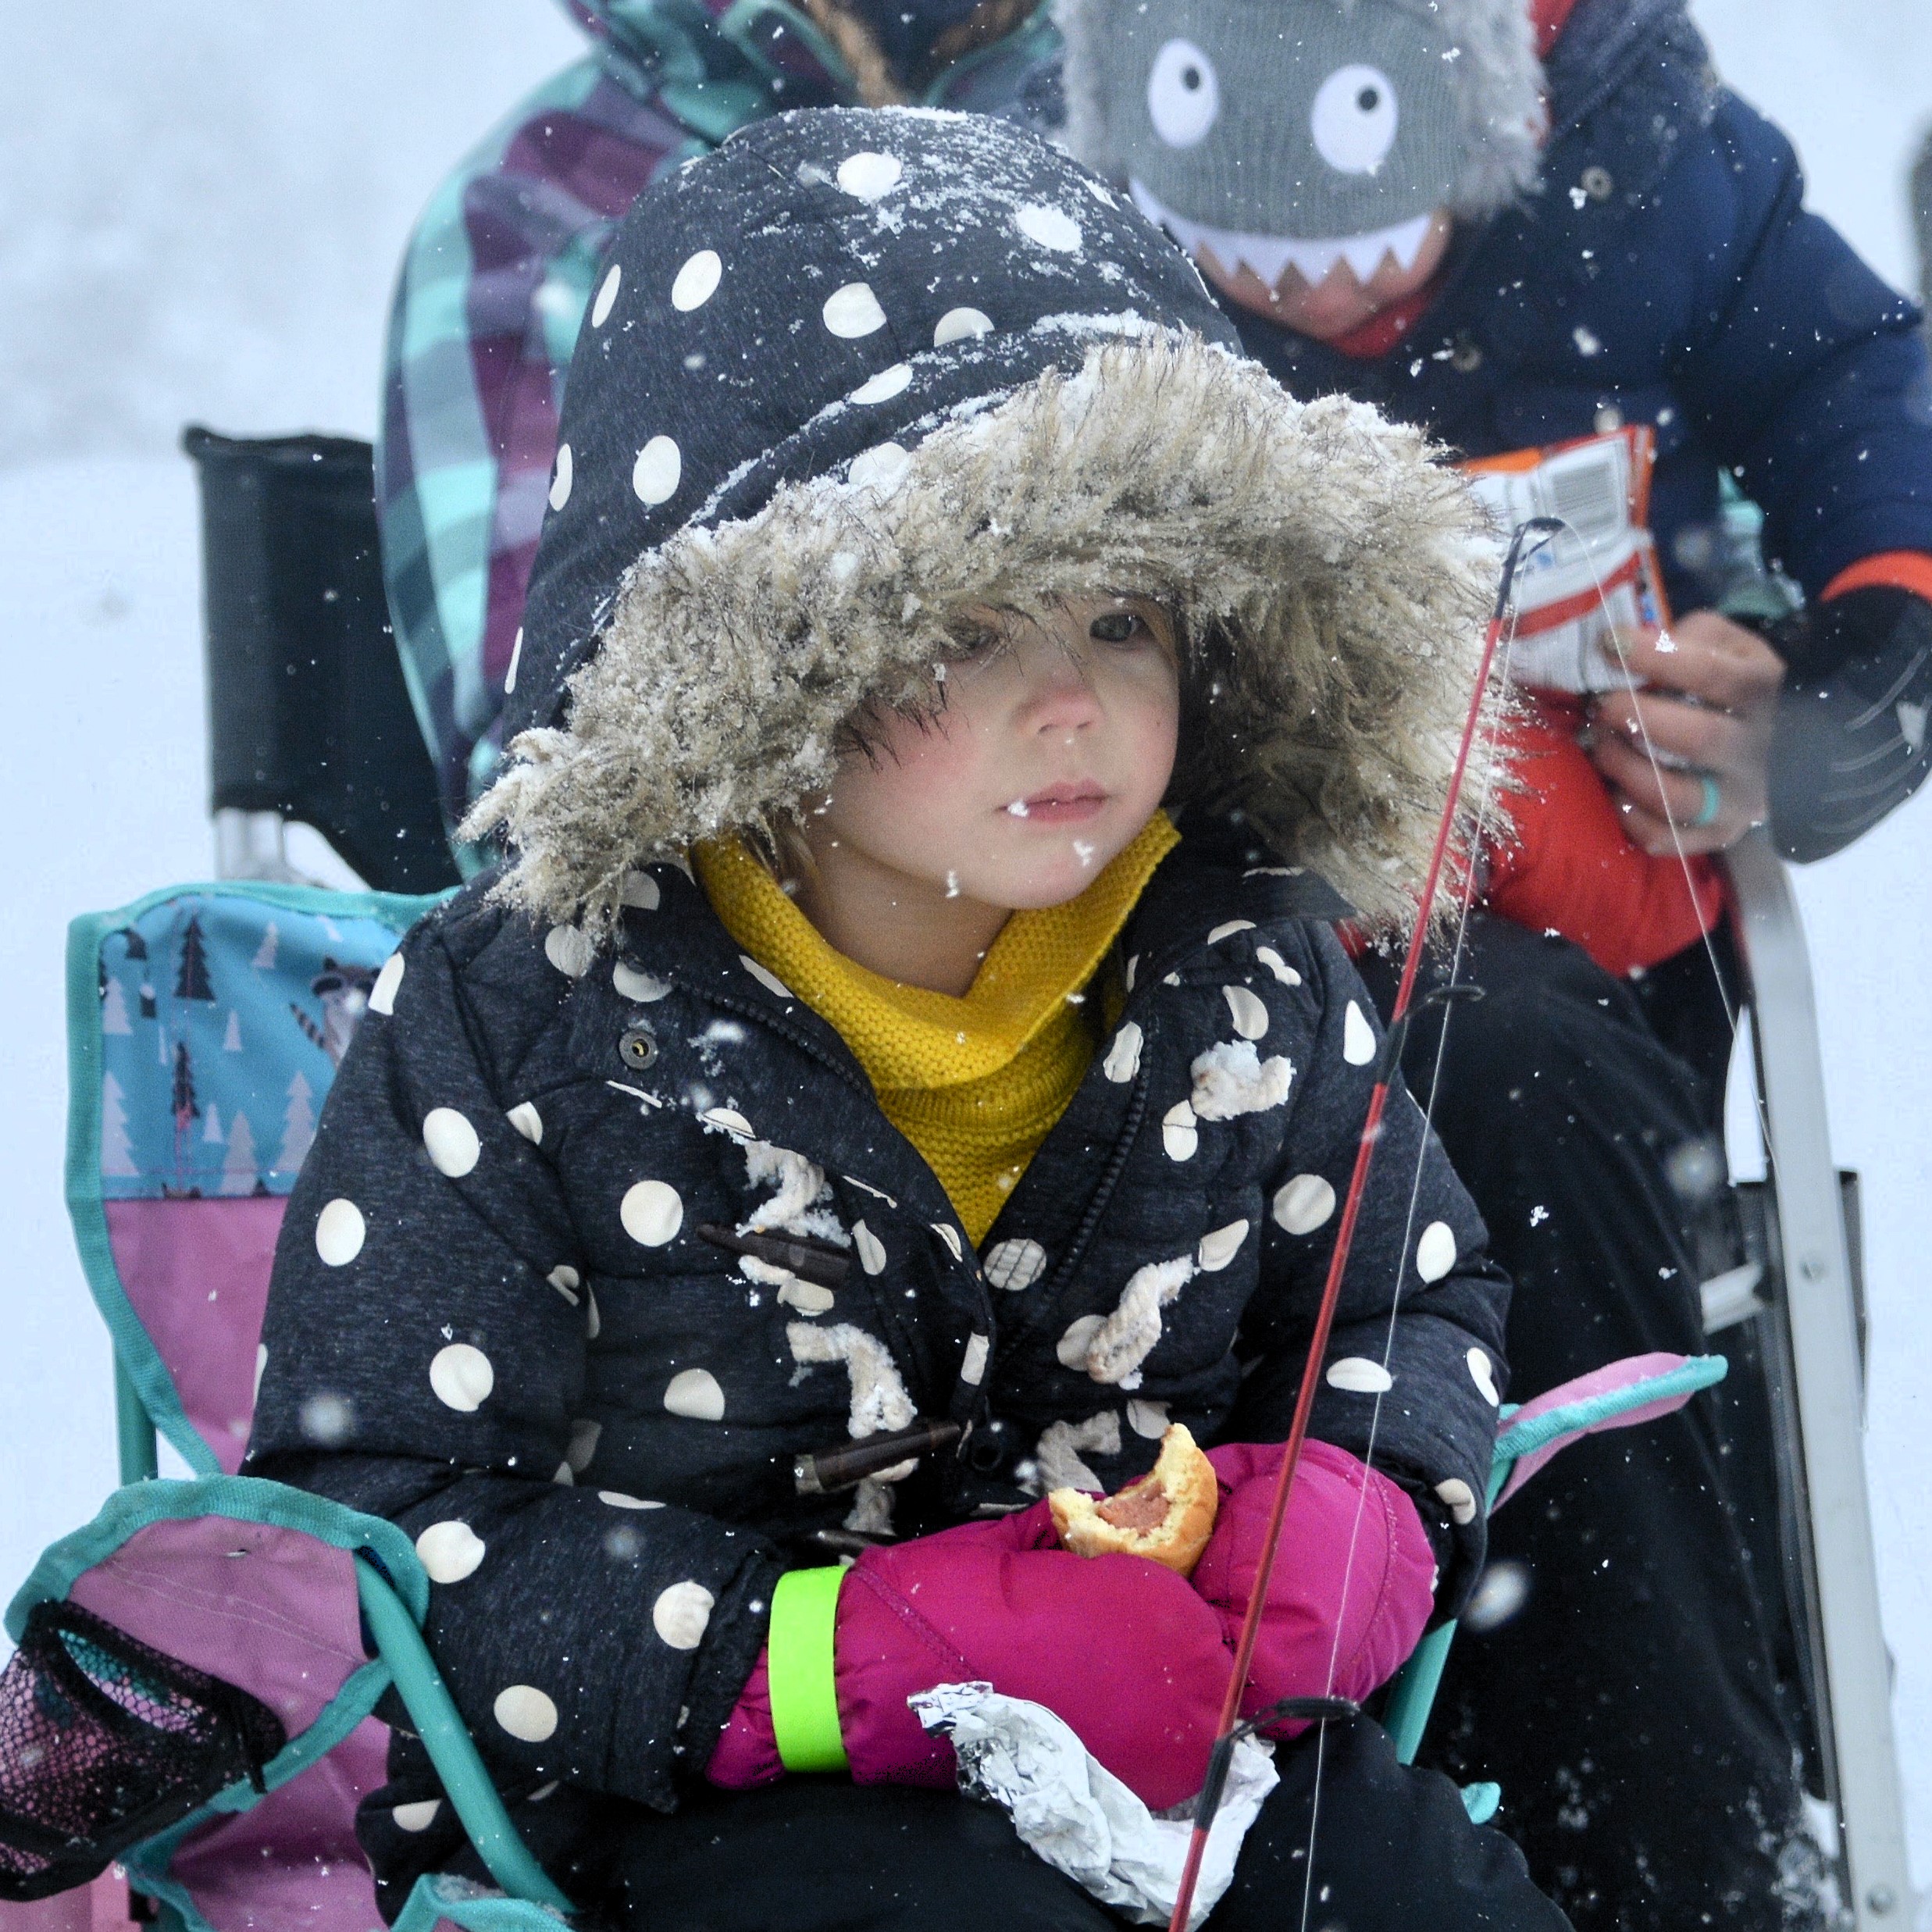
{"left": 1165, "top": 516, "right": 1563, "bottom": 1932}
{"left": 1284, "top": 524, "right": 1773, "bottom": 1930}
{"left": 1292, "top": 561, "right": 1530, "bottom": 1932}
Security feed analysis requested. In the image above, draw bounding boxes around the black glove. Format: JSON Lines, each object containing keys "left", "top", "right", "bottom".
{"left": 1762, "top": 585, "right": 1932, "bottom": 863}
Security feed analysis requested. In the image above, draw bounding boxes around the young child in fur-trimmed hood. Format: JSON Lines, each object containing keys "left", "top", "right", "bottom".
{"left": 248, "top": 107, "right": 1567, "bottom": 1930}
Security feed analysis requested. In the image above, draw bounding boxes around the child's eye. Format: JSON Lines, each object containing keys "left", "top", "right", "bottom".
{"left": 1089, "top": 605, "right": 1159, "bottom": 646}
{"left": 943, "top": 626, "right": 1002, "bottom": 663}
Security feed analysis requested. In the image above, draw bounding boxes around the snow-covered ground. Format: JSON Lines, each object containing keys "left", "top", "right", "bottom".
{"left": 1, "top": 0, "right": 1928, "bottom": 1912}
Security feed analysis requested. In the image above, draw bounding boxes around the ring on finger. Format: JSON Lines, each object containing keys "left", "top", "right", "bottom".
{"left": 1688, "top": 773, "right": 1722, "bottom": 829}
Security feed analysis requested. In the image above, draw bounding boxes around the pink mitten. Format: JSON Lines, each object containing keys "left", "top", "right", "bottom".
{"left": 709, "top": 1499, "right": 1232, "bottom": 1808}
{"left": 1192, "top": 1440, "right": 1437, "bottom": 1734}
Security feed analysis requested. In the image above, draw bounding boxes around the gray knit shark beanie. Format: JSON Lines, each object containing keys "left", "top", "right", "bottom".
{"left": 1057, "top": 0, "right": 1545, "bottom": 285}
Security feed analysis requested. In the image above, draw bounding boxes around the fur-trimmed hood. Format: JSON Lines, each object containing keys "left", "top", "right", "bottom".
{"left": 468, "top": 106, "right": 1498, "bottom": 932}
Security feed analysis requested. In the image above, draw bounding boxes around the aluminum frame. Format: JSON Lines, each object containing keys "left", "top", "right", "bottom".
{"left": 1723, "top": 830, "right": 1912, "bottom": 1927}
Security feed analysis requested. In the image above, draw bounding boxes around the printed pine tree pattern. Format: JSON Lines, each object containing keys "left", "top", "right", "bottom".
{"left": 101, "top": 1072, "right": 137, "bottom": 1178}
{"left": 91, "top": 890, "right": 415, "bottom": 1199}
{"left": 175, "top": 914, "right": 216, "bottom": 1002}
{"left": 277, "top": 1072, "right": 317, "bottom": 1175}
{"left": 171, "top": 1040, "right": 201, "bottom": 1188}
{"left": 102, "top": 971, "right": 132, "bottom": 1036}
{"left": 220, "top": 1110, "right": 261, "bottom": 1197}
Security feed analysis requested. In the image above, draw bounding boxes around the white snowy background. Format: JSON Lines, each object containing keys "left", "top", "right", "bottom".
{"left": 0, "top": 0, "right": 1928, "bottom": 1909}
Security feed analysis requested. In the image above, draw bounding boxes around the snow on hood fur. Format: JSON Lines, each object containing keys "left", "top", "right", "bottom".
{"left": 465, "top": 107, "right": 1499, "bottom": 932}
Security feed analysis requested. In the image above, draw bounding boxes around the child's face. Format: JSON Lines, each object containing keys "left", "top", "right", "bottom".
{"left": 807, "top": 595, "right": 1181, "bottom": 912}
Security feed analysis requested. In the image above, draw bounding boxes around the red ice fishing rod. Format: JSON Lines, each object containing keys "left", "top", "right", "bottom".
{"left": 1164, "top": 518, "right": 1563, "bottom": 1932}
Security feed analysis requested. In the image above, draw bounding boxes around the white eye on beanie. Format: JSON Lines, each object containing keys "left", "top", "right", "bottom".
{"left": 1056, "top": 0, "right": 1545, "bottom": 230}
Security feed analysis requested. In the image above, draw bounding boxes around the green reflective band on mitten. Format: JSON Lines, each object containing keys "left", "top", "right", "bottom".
{"left": 768, "top": 1565, "right": 850, "bottom": 1773}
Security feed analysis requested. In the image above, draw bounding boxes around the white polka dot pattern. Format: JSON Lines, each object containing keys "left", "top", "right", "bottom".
{"left": 599, "top": 1492, "right": 665, "bottom": 1510}
{"left": 1162, "top": 1100, "right": 1199, "bottom": 1160}
{"left": 430, "top": 1344, "right": 494, "bottom": 1413}
{"left": 932, "top": 1223, "right": 964, "bottom": 1264}
{"left": 836, "top": 151, "right": 902, "bottom": 200}
{"left": 1435, "top": 1478, "right": 1478, "bottom": 1526}
{"left": 700, "top": 1107, "right": 754, "bottom": 1139}
{"left": 849, "top": 363, "right": 912, "bottom": 405}
{"left": 591, "top": 262, "right": 622, "bottom": 328}
{"left": 548, "top": 444, "right": 572, "bottom": 512}
{"left": 613, "top": 959, "right": 669, "bottom": 1003}
{"left": 653, "top": 1581, "right": 716, "bottom": 1649}
{"left": 1467, "top": 1349, "right": 1501, "bottom": 1406}
{"left": 547, "top": 1264, "right": 581, "bottom": 1305}
{"left": 315, "top": 1198, "right": 365, "bottom": 1266}
{"left": 1342, "top": 1000, "right": 1376, "bottom": 1066}
{"left": 494, "top": 1684, "right": 558, "bottom": 1743}
{"left": 822, "top": 283, "right": 886, "bottom": 337}
{"left": 507, "top": 1102, "right": 543, "bottom": 1145}
{"left": 622, "top": 1180, "right": 683, "bottom": 1246}
{"left": 1207, "top": 921, "right": 1255, "bottom": 943}
{"left": 505, "top": 629, "right": 522, "bottom": 696}
{"left": 1196, "top": 1220, "right": 1249, "bottom": 1271}
{"left": 544, "top": 924, "right": 595, "bottom": 978}
{"left": 369, "top": 953, "right": 405, "bottom": 1016}
{"left": 853, "top": 1221, "right": 887, "bottom": 1275}
{"left": 1326, "top": 1356, "right": 1394, "bottom": 1395}
{"left": 393, "top": 1799, "right": 442, "bottom": 1833}
{"left": 1224, "top": 985, "right": 1269, "bottom": 1040}
{"left": 633, "top": 437, "right": 683, "bottom": 505}
{"left": 1015, "top": 203, "right": 1082, "bottom": 251}
{"left": 1057, "top": 1313, "right": 1105, "bottom": 1369}
{"left": 740, "top": 955, "right": 793, "bottom": 1000}
{"left": 665, "top": 1367, "right": 725, "bottom": 1420}
{"left": 985, "top": 1237, "right": 1046, "bottom": 1291}
{"left": 422, "top": 1108, "right": 480, "bottom": 1178}
{"left": 1103, "top": 1021, "right": 1142, "bottom": 1082}
{"left": 620, "top": 870, "right": 661, "bottom": 911}
{"left": 415, "top": 1520, "right": 486, "bottom": 1583}
{"left": 1416, "top": 1221, "right": 1457, "bottom": 1283}
{"left": 933, "top": 306, "right": 993, "bottom": 345}
{"left": 960, "top": 1333, "right": 989, "bottom": 1385}
{"left": 1254, "top": 946, "right": 1301, "bottom": 987}
{"left": 672, "top": 249, "right": 722, "bottom": 311}
{"left": 1272, "top": 1173, "right": 1336, "bottom": 1234}
{"left": 1126, "top": 1399, "right": 1169, "bottom": 1438}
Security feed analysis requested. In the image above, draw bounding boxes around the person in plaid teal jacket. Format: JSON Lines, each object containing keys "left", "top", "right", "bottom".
{"left": 377, "top": 0, "right": 1056, "bottom": 839}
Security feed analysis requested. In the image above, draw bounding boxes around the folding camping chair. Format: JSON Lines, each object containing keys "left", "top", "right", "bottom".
{"left": 16, "top": 867, "right": 1727, "bottom": 1927}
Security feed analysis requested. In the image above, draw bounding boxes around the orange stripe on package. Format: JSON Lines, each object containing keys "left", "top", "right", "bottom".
{"left": 1463, "top": 427, "right": 1672, "bottom": 694}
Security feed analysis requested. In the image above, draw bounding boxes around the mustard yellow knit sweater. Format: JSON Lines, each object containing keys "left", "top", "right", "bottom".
{"left": 695, "top": 814, "right": 1178, "bottom": 1244}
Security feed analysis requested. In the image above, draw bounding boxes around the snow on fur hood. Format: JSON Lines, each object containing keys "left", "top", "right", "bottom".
{"left": 466, "top": 106, "right": 1499, "bottom": 932}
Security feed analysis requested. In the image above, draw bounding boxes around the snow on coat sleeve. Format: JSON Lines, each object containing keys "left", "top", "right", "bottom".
{"left": 247, "top": 904, "right": 780, "bottom": 1811}
{"left": 1670, "top": 93, "right": 1932, "bottom": 600}
{"left": 1228, "top": 925, "right": 1510, "bottom": 1612}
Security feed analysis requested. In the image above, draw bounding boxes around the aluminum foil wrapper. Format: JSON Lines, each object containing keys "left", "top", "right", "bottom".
{"left": 910, "top": 1681, "right": 1278, "bottom": 1929}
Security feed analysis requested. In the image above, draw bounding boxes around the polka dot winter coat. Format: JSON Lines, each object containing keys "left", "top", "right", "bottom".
{"left": 248, "top": 106, "right": 1513, "bottom": 1888}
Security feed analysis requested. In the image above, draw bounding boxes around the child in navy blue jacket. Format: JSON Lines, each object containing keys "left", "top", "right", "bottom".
{"left": 1055, "top": 0, "right": 1930, "bottom": 1923}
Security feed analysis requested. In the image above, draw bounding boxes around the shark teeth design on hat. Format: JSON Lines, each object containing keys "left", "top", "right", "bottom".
{"left": 1129, "top": 179, "right": 1435, "bottom": 292}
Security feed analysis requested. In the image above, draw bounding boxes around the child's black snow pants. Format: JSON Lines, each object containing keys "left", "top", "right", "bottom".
{"left": 604, "top": 1714, "right": 1569, "bottom": 1928}
{"left": 1360, "top": 914, "right": 1823, "bottom": 1931}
